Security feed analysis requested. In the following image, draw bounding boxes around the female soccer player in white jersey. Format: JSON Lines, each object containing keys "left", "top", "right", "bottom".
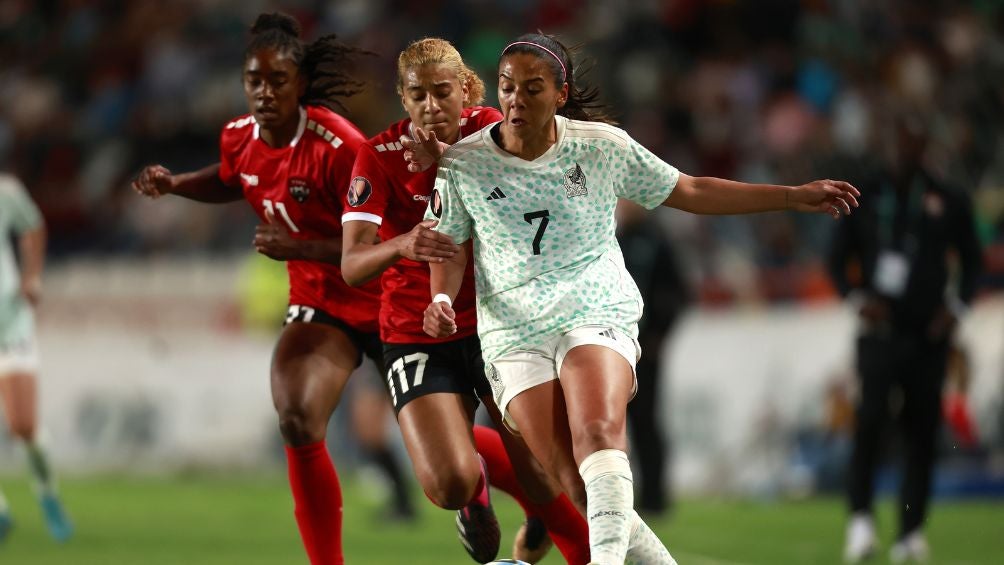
{"left": 0, "top": 174, "right": 72, "bottom": 544}
{"left": 421, "top": 33, "right": 860, "bottom": 564}
{"left": 132, "top": 13, "right": 385, "bottom": 565}
{"left": 340, "top": 38, "right": 589, "bottom": 564}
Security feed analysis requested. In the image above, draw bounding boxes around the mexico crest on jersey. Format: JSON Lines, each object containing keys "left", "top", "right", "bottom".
{"left": 563, "top": 163, "right": 587, "bottom": 198}
{"left": 347, "top": 176, "right": 372, "bottom": 207}
{"left": 289, "top": 178, "right": 311, "bottom": 203}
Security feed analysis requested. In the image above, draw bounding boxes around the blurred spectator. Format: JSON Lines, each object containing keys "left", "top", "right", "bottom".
{"left": 828, "top": 108, "right": 983, "bottom": 564}
{"left": 616, "top": 199, "right": 689, "bottom": 515}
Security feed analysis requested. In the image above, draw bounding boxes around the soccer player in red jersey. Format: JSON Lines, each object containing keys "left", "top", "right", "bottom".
{"left": 132, "top": 13, "right": 381, "bottom": 565}
{"left": 341, "top": 38, "right": 589, "bottom": 564}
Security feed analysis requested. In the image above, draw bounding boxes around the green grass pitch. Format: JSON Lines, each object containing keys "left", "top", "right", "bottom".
{"left": 0, "top": 474, "right": 1000, "bottom": 564}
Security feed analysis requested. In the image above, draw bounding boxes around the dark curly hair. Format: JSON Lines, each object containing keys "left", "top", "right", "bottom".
{"left": 245, "top": 13, "right": 372, "bottom": 113}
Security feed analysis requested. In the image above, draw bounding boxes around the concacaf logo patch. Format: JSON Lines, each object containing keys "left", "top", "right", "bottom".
{"left": 347, "top": 176, "right": 372, "bottom": 207}
{"left": 563, "top": 163, "right": 587, "bottom": 198}
{"left": 289, "top": 178, "right": 311, "bottom": 203}
{"left": 430, "top": 188, "right": 443, "bottom": 218}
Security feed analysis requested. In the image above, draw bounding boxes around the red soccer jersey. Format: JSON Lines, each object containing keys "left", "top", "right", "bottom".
{"left": 219, "top": 105, "right": 380, "bottom": 333}
{"left": 343, "top": 106, "right": 502, "bottom": 343}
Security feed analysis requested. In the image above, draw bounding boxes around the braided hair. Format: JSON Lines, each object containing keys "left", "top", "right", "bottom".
{"left": 246, "top": 13, "right": 371, "bottom": 113}
{"left": 499, "top": 33, "right": 616, "bottom": 125}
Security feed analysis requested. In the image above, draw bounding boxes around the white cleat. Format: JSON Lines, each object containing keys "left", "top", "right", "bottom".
{"left": 843, "top": 513, "right": 878, "bottom": 563}
{"left": 889, "top": 531, "right": 929, "bottom": 564}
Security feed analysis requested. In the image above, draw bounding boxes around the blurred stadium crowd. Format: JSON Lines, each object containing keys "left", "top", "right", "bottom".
{"left": 1, "top": 0, "right": 1002, "bottom": 304}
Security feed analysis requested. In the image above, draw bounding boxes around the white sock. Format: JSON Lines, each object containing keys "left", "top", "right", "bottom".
{"left": 579, "top": 449, "right": 633, "bottom": 564}
{"left": 626, "top": 510, "right": 677, "bottom": 565}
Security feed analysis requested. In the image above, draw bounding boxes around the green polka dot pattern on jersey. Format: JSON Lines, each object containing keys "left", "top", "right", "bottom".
{"left": 427, "top": 116, "right": 680, "bottom": 363}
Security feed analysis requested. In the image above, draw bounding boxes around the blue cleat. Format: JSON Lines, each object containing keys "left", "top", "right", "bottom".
{"left": 0, "top": 511, "right": 13, "bottom": 543}
{"left": 39, "top": 493, "right": 72, "bottom": 543}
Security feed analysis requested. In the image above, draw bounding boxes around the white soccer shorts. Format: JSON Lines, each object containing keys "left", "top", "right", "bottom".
{"left": 488, "top": 324, "right": 641, "bottom": 433}
{"left": 0, "top": 337, "right": 39, "bottom": 375}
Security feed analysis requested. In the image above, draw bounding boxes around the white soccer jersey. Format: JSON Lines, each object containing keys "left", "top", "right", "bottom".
{"left": 0, "top": 174, "right": 42, "bottom": 347}
{"left": 428, "top": 115, "right": 680, "bottom": 362}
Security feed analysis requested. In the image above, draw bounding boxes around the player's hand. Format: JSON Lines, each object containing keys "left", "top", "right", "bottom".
{"left": 423, "top": 300, "right": 457, "bottom": 338}
{"left": 132, "top": 165, "right": 175, "bottom": 199}
{"left": 397, "top": 219, "right": 458, "bottom": 262}
{"left": 254, "top": 210, "right": 300, "bottom": 261}
{"left": 788, "top": 179, "right": 860, "bottom": 219}
{"left": 20, "top": 276, "right": 42, "bottom": 307}
{"left": 401, "top": 128, "right": 447, "bottom": 173}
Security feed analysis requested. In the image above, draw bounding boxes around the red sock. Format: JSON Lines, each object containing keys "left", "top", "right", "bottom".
{"left": 527, "top": 493, "right": 591, "bottom": 565}
{"left": 472, "top": 425, "right": 527, "bottom": 510}
{"left": 473, "top": 425, "right": 590, "bottom": 564}
{"left": 286, "top": 442, "right": 343, "bottom": 565}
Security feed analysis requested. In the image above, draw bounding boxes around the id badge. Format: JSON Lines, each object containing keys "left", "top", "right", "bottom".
{"left": 874, "top": 250, "right": 910, "bottom": 297}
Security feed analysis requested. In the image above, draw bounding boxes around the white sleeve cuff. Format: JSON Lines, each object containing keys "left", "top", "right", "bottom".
{"left": 342, "top": 212, "right": 383, "bottom": 225}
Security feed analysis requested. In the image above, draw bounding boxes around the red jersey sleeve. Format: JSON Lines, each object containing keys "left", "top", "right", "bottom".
{"left": 343, "top": 142, "right": 392, "bottom": 226}
{"left": 218, "top": 116, "right": 254, "bottom": 187}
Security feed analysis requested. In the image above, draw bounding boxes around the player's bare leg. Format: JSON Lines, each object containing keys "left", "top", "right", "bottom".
{"left": 481, "top": 399, "right": 590, "bottom": 564}
{"left": 562, "top": 345, "right": 675, "bottom": 565}
{"left": 0, "top": 371, "right": 72, "bottom": 542}
{"left": 271, "top": 322, "right": 358, "bottom": 565}
{"left": 398, "top": 392, "right": 500, "bottom": 562}
{"left": 508, "top": 346, "right": 675, "bottom": 564}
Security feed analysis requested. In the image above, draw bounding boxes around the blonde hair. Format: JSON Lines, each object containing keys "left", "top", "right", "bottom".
{"left": 396, "top": 38, "right": 485, "bottom": 106}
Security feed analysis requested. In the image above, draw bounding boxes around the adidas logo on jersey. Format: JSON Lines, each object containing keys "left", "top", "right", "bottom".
{"left": 240, "top": 173, "right": 259, "bottom": 186}
{"left": 597, "top": 328, "right": 616, "bottom": 339}
{"left": 486, "top": 187, "right": 507, "bottom": 201}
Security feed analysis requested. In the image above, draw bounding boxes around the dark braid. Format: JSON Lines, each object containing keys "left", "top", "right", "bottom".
{"left": 500, "top": 32, "right": 617, "bottom": 125}
{"left": 246, "top": 12, "right": 372, "bottom": 113}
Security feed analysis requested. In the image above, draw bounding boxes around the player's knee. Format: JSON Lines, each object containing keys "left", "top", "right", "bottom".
{"left": 572, "top": 418, "right": 623, "bottom": 454}
{"left": 276, "top": 403, "right": 326, "bottom": 446}
{"left": 417, "top": 459, "right": 480, "bottom": 509}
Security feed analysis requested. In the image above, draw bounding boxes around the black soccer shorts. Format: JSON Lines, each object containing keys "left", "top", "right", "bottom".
{"left": 284, "top": 304, "right": 383, "bottom": 370}
{"left": 381, "top": 334, "right": 492, "bottom": 414}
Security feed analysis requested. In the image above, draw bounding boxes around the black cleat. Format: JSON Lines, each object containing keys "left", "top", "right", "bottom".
{"left": 455, "top": 456, "right": 500, "bottom": 562}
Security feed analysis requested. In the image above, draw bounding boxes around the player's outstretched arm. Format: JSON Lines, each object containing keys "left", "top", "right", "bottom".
{"left": 132, "top": 163, "right": 242, "bottom": 203}
{"left": 424, "top": 244, "right": 467, "bottom": 338}
{"left": 663, "top": 174, "right": 860, "bottom": 218}
{"left": 341, "top": 219, "right": 459, "bottom": 286}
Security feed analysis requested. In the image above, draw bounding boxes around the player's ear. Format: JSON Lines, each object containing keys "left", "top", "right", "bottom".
{"left": 556, "top": 82, "right": 568, "bottom": 109}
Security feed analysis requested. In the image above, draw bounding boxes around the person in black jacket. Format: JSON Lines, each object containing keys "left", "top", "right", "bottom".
{"left": 828, "top": 112, "right": 982, "bottom": 563}
{"left": 615, "top": 199, "right": 690, "bottom": 515}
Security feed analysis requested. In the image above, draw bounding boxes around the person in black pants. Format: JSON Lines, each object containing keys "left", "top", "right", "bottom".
{"left": 828, "top": 112, "right": 982, "bottom": 563}
{"left": 615, "top": 199, "right": 689, "bottom": 515}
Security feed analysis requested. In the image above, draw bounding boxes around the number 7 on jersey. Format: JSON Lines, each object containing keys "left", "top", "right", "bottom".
{"left": 523, "top": 209, "right": 550, "bottom": 255}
